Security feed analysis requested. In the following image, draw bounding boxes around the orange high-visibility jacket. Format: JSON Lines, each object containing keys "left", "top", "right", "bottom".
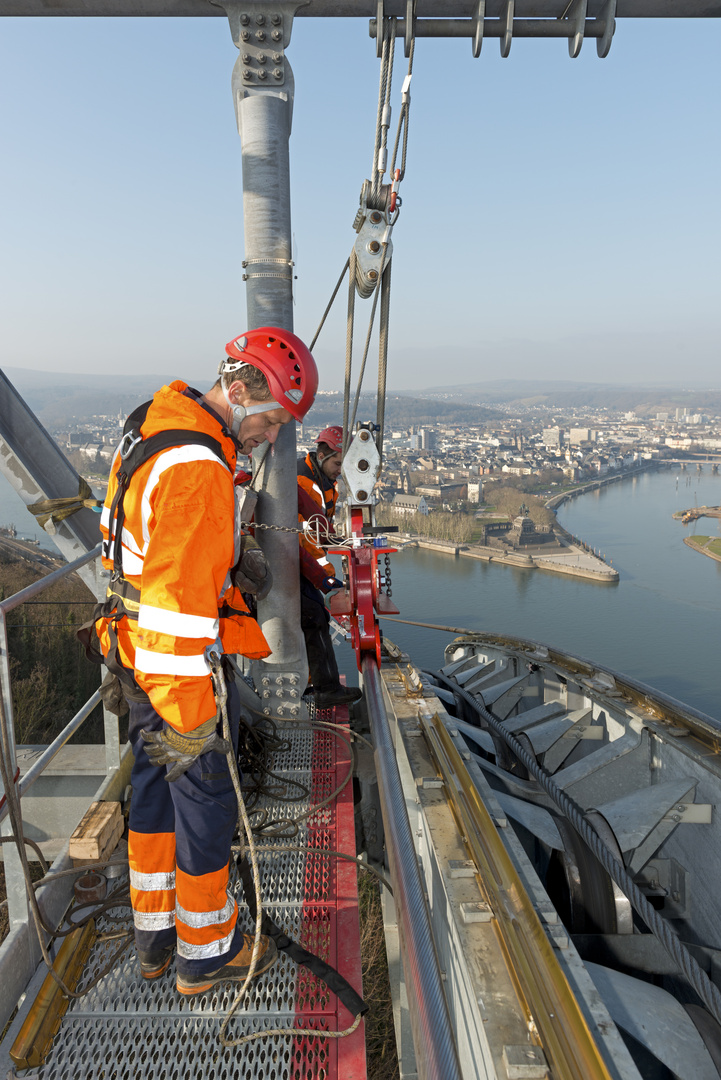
{"left": 97, "top": 381, "right": 270, "bottom": 732}
{"left": 297, "top": 452, "right": 338, "bottom": 590}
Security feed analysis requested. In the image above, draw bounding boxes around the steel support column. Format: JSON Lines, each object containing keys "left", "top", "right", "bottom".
{"left": 226, "top": 3, "right": 308, "bottom": 693}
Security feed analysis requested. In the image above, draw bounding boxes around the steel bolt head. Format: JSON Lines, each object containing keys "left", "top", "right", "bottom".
{"left": 360, "top": 430, "right": 370, "bottom": 441}
{"left": 255, "top": 13, "right": 266, "bottom": 24}
{"left": 271, "top": 28, "right": 282, "bottom": 41}
{"left": 257, "top": 52, "right": 266, "bottom": 63}
{"left": 256, "top": 29, "right": 266, "bottom": 40}
{"left": 357, "top": 489, "right": 368, "bottom": 500}
{"left": 263, "top": 707, "right": 271, "bottom": 715}
{"left": 262, "top": 677, "right": 270, "bottom": 686}
{"left": 272, "top": 52, "right": 282, "bottom": 63}
{"left": 271, "top": 12, "right": 281, "bottom": 24}
{"left": 241, "top": 29, "right": 251, "bottom": 41}
{"left": 370, "top": 211, "right": 383, "bottom": 223}
{"left": 240, "top": 12, "right": 250, "bottom": 25}
{"left": 243, "top": 69, "right": 253, "bottom": 80}
{"left": 242, "top": 53, "right": 252, "bottom": 64}
{"left": 273, "top": 68, "right": 282, "bottom": 79}
{"left": 367, "top": 269, "right": 379, "bottom": 281}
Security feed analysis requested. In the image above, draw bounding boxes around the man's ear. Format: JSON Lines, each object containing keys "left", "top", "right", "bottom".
{"left": 228, "top": 380, "right": 250, "bottom": 406}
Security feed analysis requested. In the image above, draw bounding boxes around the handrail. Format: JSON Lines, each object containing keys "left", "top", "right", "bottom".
{"left": 0, "top": 543, "right": 101, "bottom": 616}
{"left": 0, "top": 690, "right": 103, "bottom": 826}
{"left": 361, "top": 656, "right": 463, "bottom": 1080}
{"left": 0, "top": 543, "right": 105, "bottom": 928}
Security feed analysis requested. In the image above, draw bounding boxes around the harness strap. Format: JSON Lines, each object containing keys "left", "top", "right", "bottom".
{"left": 107, "top": 397, "right": 230, "bottom": 579}
{"left": 218, "top": 602, "right": 251, "bottom": 620}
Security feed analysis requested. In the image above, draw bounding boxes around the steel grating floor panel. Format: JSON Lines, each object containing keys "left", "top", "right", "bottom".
{"left": 2, "top": 712, "right": 366, "bottom": 1079}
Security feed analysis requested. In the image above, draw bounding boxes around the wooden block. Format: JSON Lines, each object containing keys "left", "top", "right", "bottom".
{"left": 69, "top": 801, "right": 123, "bottom": 863}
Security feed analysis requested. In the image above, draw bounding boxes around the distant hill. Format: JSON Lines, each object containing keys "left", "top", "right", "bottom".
{"left": 3, "top": 367, "right": 179, "bottom": 428}
{"left": 417, "top": 379, "right": 721, "bottom": 416}
{"left": 2, "top": 368, "right": 498, "bottom": 430}
{"left": 7, "top": 366, "right": 718, "bottom": 426}
{"left": 304, "top": 393, "right": 498, "bottom": 428}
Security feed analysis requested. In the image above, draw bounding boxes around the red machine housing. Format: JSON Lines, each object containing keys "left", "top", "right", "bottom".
{"left": 328, "top": 507, "right": 398, "bottom": 669}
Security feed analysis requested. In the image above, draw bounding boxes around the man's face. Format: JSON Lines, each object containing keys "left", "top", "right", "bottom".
{"left": 319, "top": 451, "right": 343, "bottom": 482}
{"left": 236, "top": 404, "right": 294, "bottom": 457}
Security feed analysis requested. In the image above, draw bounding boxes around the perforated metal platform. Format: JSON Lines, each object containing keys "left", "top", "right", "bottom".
{"left": 3, "top": 714, "right": 366, "bottom": 1080}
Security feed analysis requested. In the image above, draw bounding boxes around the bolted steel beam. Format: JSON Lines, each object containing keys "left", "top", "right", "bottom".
{"left": 0, "top": 1, "right": 718, "bottom": 17}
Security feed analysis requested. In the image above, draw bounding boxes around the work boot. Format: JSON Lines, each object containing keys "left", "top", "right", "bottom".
{"left": 314, "top": 684, "right": 363, "bottom": 710}
{"left": 138, "top": 945, "right": 175, "bottom": 980}
{"left": 176, "top": 934, "right": 278, "bottom": 996}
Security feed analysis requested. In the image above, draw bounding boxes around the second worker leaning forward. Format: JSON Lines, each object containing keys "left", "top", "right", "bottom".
{"left": 88, "top": 327, "right": 318, "bottom": 995}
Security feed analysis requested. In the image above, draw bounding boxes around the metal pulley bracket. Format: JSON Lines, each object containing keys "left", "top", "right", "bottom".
{"left": 341, "top": 426, "right": 381, "bottom": 506}
{"left": 352, "top": 189, "right": 394, "bottom": 299}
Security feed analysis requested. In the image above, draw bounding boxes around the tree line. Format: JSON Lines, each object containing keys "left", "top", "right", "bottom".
{"left": 0, "top": 549, "right": 104, "bottom": 745}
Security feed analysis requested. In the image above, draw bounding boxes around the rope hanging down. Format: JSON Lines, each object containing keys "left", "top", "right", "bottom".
{"left": 309, "top": 16, "right": 415, "bottom": 467}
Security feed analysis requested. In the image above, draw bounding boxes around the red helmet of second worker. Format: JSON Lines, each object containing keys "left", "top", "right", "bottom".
{"left": 316, "top": 426, "right": 343, "bottom": 453}
{"left": 224, "top": 327, "right": 318, "bottom": 421}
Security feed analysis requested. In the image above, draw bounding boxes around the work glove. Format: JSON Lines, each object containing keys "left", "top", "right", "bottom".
{"left": 323, "top": 576, "right": 345, "bottom": 594}
{"left": 232, "top": 545, "right": 273, "bottom": 601}
{"left": 140, "top": 716, "right": 230, "bottom": 783}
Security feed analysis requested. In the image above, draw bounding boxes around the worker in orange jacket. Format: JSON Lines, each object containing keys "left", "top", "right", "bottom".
{"left": 95, "top": 327, "right": 317, "bottom": 995}
{"left": 297, "top": 427, "right": 362, "bottom": 709}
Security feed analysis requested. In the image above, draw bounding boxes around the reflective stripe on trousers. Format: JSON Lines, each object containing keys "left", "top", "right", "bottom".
{"left": 127, "top": 685, "right": 244, "bottom": 976}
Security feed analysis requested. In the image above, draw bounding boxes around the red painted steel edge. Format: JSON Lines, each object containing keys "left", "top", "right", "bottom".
{"left": 292, "top": 698, "right": 367, "bottom": 1078}
{"left": 334, "top": 701, "right": 367, "bottom": 1077}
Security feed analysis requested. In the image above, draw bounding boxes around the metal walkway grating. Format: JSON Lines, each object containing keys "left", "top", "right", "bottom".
{"left": 3, "top": 713, "right": 366, "bottom": 1079}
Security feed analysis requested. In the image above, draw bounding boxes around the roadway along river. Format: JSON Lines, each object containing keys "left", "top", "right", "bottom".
{"left": 337, "top": 468, "right": 721, "bottom": 720}
{"left": 2, "top": 468, "right": 720, "bottom": 720}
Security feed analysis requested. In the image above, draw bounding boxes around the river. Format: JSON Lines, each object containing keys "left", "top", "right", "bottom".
{"left": 337, "top": 468, "right": 721, "bottom": 720}
{"left": 2, "top": 467, "right": 720, "bottom": 720}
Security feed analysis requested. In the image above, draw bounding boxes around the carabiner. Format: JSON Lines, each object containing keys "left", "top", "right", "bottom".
{"left": 119, "top": 430, "right": 143, "bottom": 461}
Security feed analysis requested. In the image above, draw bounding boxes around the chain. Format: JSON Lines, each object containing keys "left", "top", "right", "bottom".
{"left": 240, "top": 520, "right": 305, "bottom": 535}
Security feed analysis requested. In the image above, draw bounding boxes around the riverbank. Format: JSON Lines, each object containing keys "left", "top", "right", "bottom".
{"left": 394, "top": 535, "right": 618, "bottom": 583}
{"left": 683, "top": 535, "right": 721, "bottom": 565}
{"left": 546, "top": 462, "right": 670, "bottom": 512}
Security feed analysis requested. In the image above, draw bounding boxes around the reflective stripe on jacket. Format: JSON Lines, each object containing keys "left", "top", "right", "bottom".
{"left": 97, "top": 381, "right": 270, "bottom": 732}
{"left": 297, "top": 452, "right": 338, "bottom": 589}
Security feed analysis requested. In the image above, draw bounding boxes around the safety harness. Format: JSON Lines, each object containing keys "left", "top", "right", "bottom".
{"left": 298, "top": 452, "right": 336, "bottom": 519}
{"left": 78, "top": 394, "right": 231, "bottom": 707}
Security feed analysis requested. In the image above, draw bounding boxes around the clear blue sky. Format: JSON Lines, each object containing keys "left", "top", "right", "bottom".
{"left": 0, "top": 14, "right": 719, "bottom": 394}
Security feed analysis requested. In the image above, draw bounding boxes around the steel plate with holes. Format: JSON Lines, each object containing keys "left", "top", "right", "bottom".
{"left": 2, "top": 717, "right": 365, "bottom": 1080}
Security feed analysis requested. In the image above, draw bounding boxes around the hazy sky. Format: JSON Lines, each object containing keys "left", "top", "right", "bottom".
{"left": 1, "top": 15, "right": 719, "bottom": 394}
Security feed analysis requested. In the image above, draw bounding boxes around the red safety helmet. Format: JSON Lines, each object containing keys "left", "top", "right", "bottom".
{"left": 223, "top": 327, "right": 318, "bottom": 422}
{"left": 316, "top": 426, "right": 344, "bottom": 454}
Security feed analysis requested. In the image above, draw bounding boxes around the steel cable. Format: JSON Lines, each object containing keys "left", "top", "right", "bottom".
{"left": 309, "top": 256, "right": 350, "bottom": 353}
{"left": 425, "top": 667, "right": 721, "bottom": 1027}
{"left": 376, "top": 257, "right": 392, "bottom": 463}
{"left": 390, "top": 37, "right": 415, "bottom": 182}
